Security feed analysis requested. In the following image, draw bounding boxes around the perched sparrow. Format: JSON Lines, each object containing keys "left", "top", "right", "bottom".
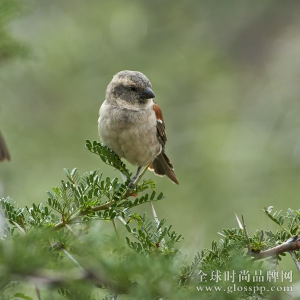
{"left": 98, "top": 70, "right": 178, "bottom": 185}
{"left": 0, "top": 131, "right": 10, "bottom": 162}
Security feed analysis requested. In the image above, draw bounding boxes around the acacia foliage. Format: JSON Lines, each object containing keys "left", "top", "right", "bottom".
{"left": 0, "top": 141, "right": 299, "bottom": 299}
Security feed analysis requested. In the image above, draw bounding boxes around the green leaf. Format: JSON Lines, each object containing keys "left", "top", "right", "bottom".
{"left": 13, "top": 293, "right": 33, "bottom": 300}
{"left": 157, "top": 192, "right": 164, "bottom": 200}
{"left": 86, "top": 140, "right": 131, "bottom": 178}
{"left": 125, "top": 225, "right": 131, "bottom": 232}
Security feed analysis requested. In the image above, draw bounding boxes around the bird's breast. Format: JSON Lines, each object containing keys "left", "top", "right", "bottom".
{"left": 98, "top": 102, "right": 161, "bottom": 166}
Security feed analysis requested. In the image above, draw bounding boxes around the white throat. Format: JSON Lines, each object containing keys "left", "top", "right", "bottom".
{"left": 116, "top": 99, "right": 154, "bottom": 110}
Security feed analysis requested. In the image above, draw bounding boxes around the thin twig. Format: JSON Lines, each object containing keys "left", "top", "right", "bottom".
{"left": 53, "top": 200, "right": 115, "bottom": 230}
{"left": 260, "top": 230, "right": 264, "bottom": 243}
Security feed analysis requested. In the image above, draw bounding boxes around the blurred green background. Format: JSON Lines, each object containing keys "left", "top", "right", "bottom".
{"left": 1, "top": 0, "right": 300, "bottom": 273}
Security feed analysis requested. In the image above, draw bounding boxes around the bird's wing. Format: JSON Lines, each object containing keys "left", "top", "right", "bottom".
{"left": 152, "top": 101, "right": 167, "bottom": 148}
{"left": 150, "top": 102, "right": 179, "bottom": 184}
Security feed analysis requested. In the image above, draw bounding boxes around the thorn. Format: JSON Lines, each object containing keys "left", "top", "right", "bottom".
{"left": 235, "top": 213, "right": 243, "bottom": 229}
{"left": 241, "top": 215, "right": 251, "bottom": 252}
{"left": 112, "top": 219, "right": 119, "bottom": 239}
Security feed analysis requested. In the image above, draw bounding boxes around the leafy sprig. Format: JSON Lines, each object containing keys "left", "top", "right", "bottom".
{"left": 86, "top": 140, "right": 131, "bottom": 179}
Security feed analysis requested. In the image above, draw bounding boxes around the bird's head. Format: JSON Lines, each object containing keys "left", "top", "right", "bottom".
{"left": 106, "top": 70, "right": 155, "bottom": 109}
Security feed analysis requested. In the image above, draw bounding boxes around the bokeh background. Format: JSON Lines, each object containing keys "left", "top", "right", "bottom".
{"left": 1, "top": 0, "right": 300, "bottom": 279}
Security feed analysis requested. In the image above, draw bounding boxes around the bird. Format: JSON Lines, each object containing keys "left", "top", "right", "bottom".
{"left": 98, "top": 70, "right": 178, "bottom": 186}
{"left": 0, "top": 131, "right": 10, "bottom": 162}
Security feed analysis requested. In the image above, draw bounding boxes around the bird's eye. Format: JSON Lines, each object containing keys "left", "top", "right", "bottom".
{"left": 130, "top": 86, "right": 137, "bottom": 92}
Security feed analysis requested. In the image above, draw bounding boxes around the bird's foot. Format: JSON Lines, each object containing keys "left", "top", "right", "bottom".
{"left": 128, "top": 174, "right": 139, "bottom": 188}
{"left": 124, "top": 163, "right": 151, "bottom": 198}
{"left": 126, "top": 176, "right": 138, "bottom": 197}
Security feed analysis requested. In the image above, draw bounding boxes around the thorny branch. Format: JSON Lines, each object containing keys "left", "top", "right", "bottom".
{"left": 250, "top": 235, "right": 300, "bottom": 261}
{"left": 236, "top": 214, "right": 300, "bottom": 272}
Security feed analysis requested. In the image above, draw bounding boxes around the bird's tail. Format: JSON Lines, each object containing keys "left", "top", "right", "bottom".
{"left": 149, "top": 151, "right": 179, "bottom": 184}
{"left": 0, "top": 131, "right": 11, "bottom": 162}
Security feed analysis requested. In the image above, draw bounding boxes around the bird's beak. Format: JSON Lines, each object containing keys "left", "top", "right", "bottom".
{"left": 140, "top": 87, "right": 155, "bottom": 99}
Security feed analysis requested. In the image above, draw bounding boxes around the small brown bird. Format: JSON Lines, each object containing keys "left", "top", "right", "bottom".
{"left": 0, "top": 131, "right": 10, "bottom": 162}
{"left": 98, "top": 70, "right": 178, "bottom": 185}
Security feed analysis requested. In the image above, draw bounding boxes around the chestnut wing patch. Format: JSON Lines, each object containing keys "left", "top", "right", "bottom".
{"left": 153, "top": 102, "right": 167, "bottom": 147}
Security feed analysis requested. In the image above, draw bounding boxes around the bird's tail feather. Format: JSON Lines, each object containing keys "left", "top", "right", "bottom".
{"left": 149, "top": 151, "right": 179, "bottom": 184}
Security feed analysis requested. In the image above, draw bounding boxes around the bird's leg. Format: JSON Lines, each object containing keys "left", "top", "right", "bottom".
{"left": 128, "top": 166, "right": 142, "bottom": 188}
{"left": 126, "top": 162, "right": 152, "bottom": 197}
{"left": 134, "top": 161, "right": 152, "bottom": 186}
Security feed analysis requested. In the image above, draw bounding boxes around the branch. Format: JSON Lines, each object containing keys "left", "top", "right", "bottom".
{"left": 53, "top": 170, "right": 148, "bottom": 230}
{"left": 250, "top": 235, "right": 300, "bottom": 260}
{"left": 53, "top": 200, "right": 115, "bottom": 230}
